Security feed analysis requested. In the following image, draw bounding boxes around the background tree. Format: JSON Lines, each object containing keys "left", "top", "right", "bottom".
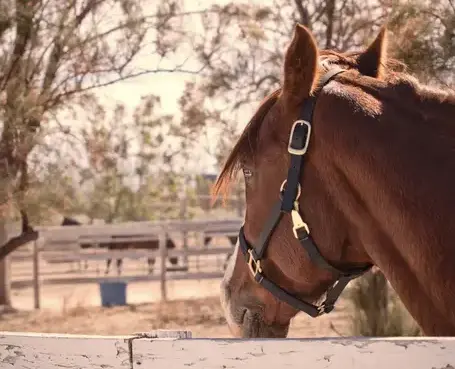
{"left": 386, "top": 0, "right": 454, "bottom": 86}
{"left": 0, "top": 0, "right": 207, "bottom": 306}
{"left": 22, "top": 93, "right": 193, "bottom": 224}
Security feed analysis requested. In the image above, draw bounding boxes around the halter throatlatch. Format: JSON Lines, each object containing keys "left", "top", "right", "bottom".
{"left": 238, "top": 67, "right": 373, "bottom": 318}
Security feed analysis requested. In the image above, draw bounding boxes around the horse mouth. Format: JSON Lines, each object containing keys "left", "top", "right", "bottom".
{"left": 220, "top": 285, "right": 289, "bottom": 338}
{"left": 240, "top": 308, "right": 289, "bottom": 338}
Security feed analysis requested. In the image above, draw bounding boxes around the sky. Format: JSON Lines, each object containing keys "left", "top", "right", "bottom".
{"left": 100, "top": 0, "right": 269, "bottom": 111}
{"left": 77, "top": 0, "right": 274, "bottom": 175}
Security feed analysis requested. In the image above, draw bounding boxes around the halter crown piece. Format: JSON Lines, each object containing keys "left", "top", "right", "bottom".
{"left": 238, "top": 65, "right": 373, "bottom": 317}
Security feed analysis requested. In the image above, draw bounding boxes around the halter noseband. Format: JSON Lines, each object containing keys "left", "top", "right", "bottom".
{"left": 238, "top": 66, "right": 373, "bottom": 318}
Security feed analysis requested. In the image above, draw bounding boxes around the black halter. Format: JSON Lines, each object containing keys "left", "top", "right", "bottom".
{"left": 238, "top": 67, "right": 373, "bottom": 318}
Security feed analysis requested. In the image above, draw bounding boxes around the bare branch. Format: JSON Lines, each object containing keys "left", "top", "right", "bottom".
{"left": 0, "top": 228, "right": 38, "bottom": 261}
{"left": 449, "top": 0, "right": 455, "bottom": 13}
{"left": 42, "top": 0, "right": 104, "bottom": 93}
{"left": 0, "top": 17, "right": 11, "bottom": 40}
{"left": 293, "top": 0, "right": 311, "bottom": 28}
{"left": 325, "top": 0, "right": 336, "bottom": 49}
{"left": 51, "top": 65, "right": 208, "bottom": 103}
{"left": 1, "top": 0, "right": 37, "bottom": 88}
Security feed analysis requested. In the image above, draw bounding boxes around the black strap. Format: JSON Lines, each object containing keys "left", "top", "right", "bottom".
{"left": 295, "top": 227, "right": 371, "bottom": 276}
{"left": 253, "top": 200, "right": 283, "bottom": 258}
{"left": 296, "top": 227, "right": 341, "bottom": 274}
{"left": 322, "top": 276, "right": 352, "bottom": 313}
{"left": 281, "top": 67, "right": 345, "bottom": 212}
{"left": 258, "top": 273, "right": 321, "bottom": 317}
{"left": 316, "top": 67, "right": 346, "bottom": 93}
{"left": 281, "top": 122, "right": 308, "bottom": 211}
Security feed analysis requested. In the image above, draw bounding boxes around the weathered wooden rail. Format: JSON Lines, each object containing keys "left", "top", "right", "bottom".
{"left": 11, "top": 219, "right": 242, "bottom": 309}
{"left": 41, "top": 246, "right": 233, "bottom": 263}
{"left": 0, "top": 330, "right": 454, "bottom": 368}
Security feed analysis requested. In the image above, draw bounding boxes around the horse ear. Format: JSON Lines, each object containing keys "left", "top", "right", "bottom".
{"left": 282, "top": 24, "right": 319, "bottom": 106}
{"left": 357, "top": 27, "right": 388, "bottom": 79}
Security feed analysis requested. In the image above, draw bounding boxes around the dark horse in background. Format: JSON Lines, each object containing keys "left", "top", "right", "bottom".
{"left": 61, "top": 217, "right": 238, "bottom": 274}
{"left": 61, "top": 217, "right": 179, "bottom": 275}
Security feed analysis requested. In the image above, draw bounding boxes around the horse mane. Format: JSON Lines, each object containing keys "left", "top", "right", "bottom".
{"left": 212, "top": 88, "right": 281, "bottom": 200}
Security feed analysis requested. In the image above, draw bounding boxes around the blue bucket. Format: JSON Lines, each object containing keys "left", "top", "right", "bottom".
{"left": 99, "top": 282, "right": 127, "bottom": 307}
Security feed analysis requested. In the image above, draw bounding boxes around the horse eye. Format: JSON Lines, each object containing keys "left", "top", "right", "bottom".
{"left": 243, "top": 168, "right": 253, "bottom": 178}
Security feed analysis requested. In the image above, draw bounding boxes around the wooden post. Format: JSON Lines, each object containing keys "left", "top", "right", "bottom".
{"left": 0, "top": 220, "right": 12, "bottom": 306}
{"left": 179, "top": 179, "right": 189, "bottom": 268}
{"left": 159, "top": 228, "right": 167, "bottom": 301}
{"left": 32, "top": 239, "right": 40, "bottom": 309}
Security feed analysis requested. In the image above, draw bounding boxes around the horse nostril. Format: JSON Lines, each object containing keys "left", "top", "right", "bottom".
{"left": 240, "top": 308, "right": 248, "bottom": 323}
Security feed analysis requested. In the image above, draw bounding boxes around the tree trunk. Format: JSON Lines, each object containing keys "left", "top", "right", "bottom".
{"left": 0, "top": 219, "right": 12, "bottom": 306}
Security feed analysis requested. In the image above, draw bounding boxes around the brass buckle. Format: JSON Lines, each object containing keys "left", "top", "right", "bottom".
{"left": 317, "top": 304, "right": 326, "bottom": 315}
{"left": 280, "top": 180, "right": 301, "bottom": 200}
{"left": 291, "top": 209, "right": 310, "bottom": 238}
{"left": 287, "top": 120, "right": 311, "bottom": 155}
{"left": 291, "top": 200, "right": 310, "bottom": 238}
{"left": 247, "top": 249, "right": 262, "bottom": 277}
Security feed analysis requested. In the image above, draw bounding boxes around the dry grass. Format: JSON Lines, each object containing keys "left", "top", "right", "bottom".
{"left": 345, "top": 269, "right": 422, "bottom": 337}
{"left": 3, "top": 260, "right": 421, "bottom": 338}
{"left": 0, "top": 297, "right": 227, "bottom": 336}
{"left": 0, "top": 294, "right": 352, "bottom": 338}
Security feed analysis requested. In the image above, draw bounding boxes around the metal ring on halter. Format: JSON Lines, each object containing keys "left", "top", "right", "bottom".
{"left": 279, "top": 179, "right": 301, "bottom": 200}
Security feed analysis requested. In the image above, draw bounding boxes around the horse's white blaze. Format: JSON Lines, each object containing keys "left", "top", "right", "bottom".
{"left": 220, "top": 241, "right": 242, "bottom": 336}
{"left": 223, "top": 241, "right": 239, "bottom": 285}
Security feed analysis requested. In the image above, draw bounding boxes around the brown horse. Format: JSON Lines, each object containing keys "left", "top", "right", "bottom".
{"left": 214, "top": 24, "right": 455, "bottom": 338}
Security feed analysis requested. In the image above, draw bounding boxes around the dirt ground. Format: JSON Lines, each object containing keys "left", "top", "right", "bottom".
{"left": 1, "top": 251, "right": 353, "bottom": 338}
{"left": 0, "top": 279, "right": 352, "bottom": 338}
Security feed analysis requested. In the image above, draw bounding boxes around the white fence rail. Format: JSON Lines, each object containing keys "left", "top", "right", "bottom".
{"left": 1, "top": 330, "right": 454, "bottom": 369}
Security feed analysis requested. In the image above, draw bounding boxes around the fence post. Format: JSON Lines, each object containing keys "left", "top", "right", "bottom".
{"left": 32, "top": 238, "right": 40, "bottom": 309}
{"left": 179, "top": 180, "right": 188, "bottom": 268}
{"left": 0, "top": 220, "right": 12, "bottom": 306}
{"left": 159, "top": 228, "right": 167, "bottom": 301}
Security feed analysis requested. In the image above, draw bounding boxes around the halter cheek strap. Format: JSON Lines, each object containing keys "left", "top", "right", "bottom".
{"left": 238, "top": 67, "right": 373, "bottom": 318}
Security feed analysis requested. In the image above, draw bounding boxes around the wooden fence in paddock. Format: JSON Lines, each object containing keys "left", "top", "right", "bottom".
{"left": 11, "top": 218, "right": 243, "bottom": 309}
{"left": 0, "top": 330, "right": 454, "bottom": 368}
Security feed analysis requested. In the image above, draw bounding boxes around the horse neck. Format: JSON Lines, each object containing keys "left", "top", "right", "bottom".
{"left": 317, "top": 77, "right": 455, "bottom": 335}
